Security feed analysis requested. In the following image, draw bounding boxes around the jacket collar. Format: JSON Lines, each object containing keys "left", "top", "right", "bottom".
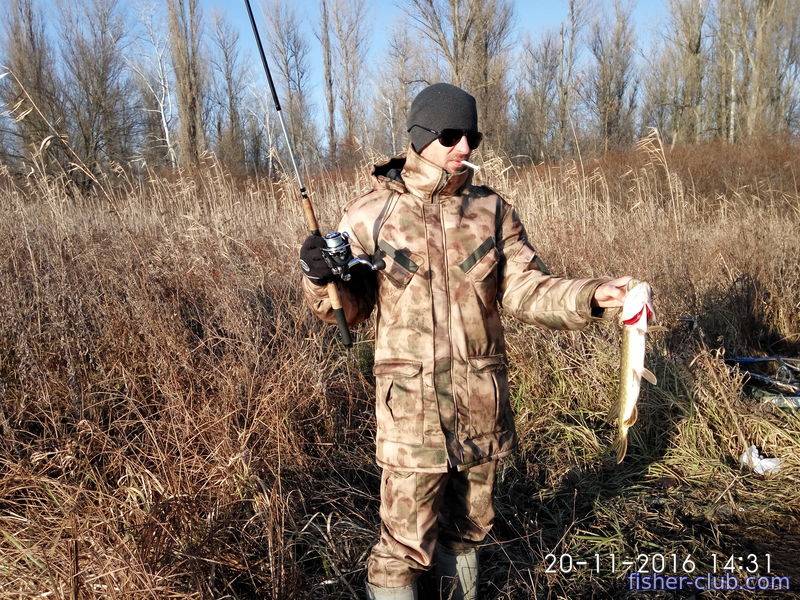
{"left": 372, "top": 146, "right": 472, "bottom": 202}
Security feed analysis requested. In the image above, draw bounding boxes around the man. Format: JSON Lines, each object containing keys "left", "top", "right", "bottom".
{"left": 300, "top": 83, "right": 630, "bottom": 600}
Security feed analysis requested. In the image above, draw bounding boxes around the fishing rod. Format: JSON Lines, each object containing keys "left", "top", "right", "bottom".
{"left": 243, "top": 0, "right": 358, "bottom": 347}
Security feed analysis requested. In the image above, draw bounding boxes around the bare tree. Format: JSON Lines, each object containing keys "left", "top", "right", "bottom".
{"left": 739, "top": 0, "right": 798, "bottom": 136}
{"left": 167, "top": 0, "right": 207, "bottom": 166}
{"left": 244, "top": 85, "right": 276, "bottom": 176}
{"left": 57, "top": 0, "right": 137, "bottom": 175}
{"left": 508, "top": 0, "right": 586, "bottom": 160}
{"left": 331, "top": 0, "right": 369, "bottom": 164}
{"left": 264, "top": 0, "right": 318, "bottom": 167}
{"left": 667, "top": 0, "right": 708, "bottom": 143}
{"left": 468, "top": 0, "right": 514, "bottom": 144}
{"left": 404, "top": 0, "right": 478, "bottom": 87}
{"left": 782, "top": 4, "right": 800, "bottom": 134}
{"left": 512, "top": 32, "right": 560, "bottom": 162}
{"left": 556, "top": 0, "right": 587, "bottom": 156}
{"left": 0, "top": 0, "right": 66, "bottom": 169}
{"left": 243, "top": 106, "right": 265, "bottom": 173}
{"left": 706, "top": 0, "right": 738, "bottom": 140}
{"left": 210, "top": 11, "right": 246, "bottom": 172}
{"left": 585, "top": 0, "right": 638, "bottom": 151}
{"left": 743, "top": 0, "right": 773, "bottom": 136}
{"left": 127, "top": 1, "right": 177, "bottom": 168}
{"left": 372, "top": 21, "right": 430, "bottom": 156}
{"left": 640, "top": 39, "right": 679, "bottom": 137}
{"left": 317, "top": 0, "right": 337, "bottom": 162}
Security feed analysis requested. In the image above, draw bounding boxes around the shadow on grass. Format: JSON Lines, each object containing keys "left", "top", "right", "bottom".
{"left": 482, "top": 366, "right": 683, "bottom": 599}
{"left": 480, "top": 274, "right": 799, "bottom": 598}
{"left": 480, "top": 333, "right": 695, "bottom": 596}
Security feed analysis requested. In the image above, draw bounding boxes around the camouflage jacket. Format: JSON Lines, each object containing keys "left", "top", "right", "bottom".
{"left": 303, "top": 147, "right": 611, "bottom": 472}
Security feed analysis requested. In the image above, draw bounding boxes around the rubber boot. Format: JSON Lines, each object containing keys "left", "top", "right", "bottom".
{"left": 366, "top": 582, "right": 418, "bottom": 600}
{"left": 435, "top": 547, "right": 478, "bottom": 600}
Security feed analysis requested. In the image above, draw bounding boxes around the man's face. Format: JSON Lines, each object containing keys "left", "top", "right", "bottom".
{"left": 419, "top": 134, "right": 473, "bottom": 174}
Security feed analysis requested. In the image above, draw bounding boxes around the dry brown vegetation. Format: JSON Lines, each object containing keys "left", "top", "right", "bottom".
{"left": 1, "top": 132, "right": 799, "bottom": 599}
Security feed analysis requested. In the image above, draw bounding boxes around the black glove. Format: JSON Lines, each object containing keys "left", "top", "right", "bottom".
{"left": 300, "top": 234, "right": 334, "bottom": 285}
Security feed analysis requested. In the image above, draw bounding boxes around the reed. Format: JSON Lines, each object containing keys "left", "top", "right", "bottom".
{"left": 1, "top": 136, "right": 798, "bottom": 598}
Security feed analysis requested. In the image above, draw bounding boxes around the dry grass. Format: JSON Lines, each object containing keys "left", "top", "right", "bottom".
{"left": 1, "top": 133, "right": 799, "bottom": 599}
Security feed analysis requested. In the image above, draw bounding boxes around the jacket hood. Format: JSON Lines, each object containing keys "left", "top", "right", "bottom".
{"left": 371, "top": 145, "right": 473, "bottom": 202}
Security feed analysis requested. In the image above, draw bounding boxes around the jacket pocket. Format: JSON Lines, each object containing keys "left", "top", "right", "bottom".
{"left": 460, "top": 237, "right": 498, "bottom": 282}
{"left": 378, "top": 240, "right": 422, "bottom": 289}
{"left": 374, "top": 360, "right": 424, "bottom": 443}
{"left": 467, "top": 354, "right": 509, "bottom": 437}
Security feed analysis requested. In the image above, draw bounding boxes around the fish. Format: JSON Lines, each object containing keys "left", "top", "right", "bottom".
{"left": 609, "top": 279, "right": 657, "bottom": 463}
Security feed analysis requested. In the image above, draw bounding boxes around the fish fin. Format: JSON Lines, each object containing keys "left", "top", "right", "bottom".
{"left": 605, "top": 399, "right": 619, "bottom": 424}
{"left": 642, "top": 368, "right": 657, "bottom": 385}
{"left": 613, "top": 434, "right": 628, "bottom": 463}
{"left": 624, "top": 404, "right": 639, "bottom": 427}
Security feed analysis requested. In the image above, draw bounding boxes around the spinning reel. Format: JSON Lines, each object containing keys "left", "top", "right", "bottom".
{"left": 322, "top": 231, "right": 385, "bottom": 281}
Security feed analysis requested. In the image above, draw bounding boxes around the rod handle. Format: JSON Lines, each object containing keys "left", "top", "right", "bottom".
{"left": 302, "top": 190, "right": 319, "bottom": 233}
{"left": 326, "top": 281, "right": 352, "bottom": 347}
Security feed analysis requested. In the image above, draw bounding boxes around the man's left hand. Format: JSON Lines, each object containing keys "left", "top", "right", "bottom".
{"left": 592, "top": 275, "right": 633, "bottom": 308}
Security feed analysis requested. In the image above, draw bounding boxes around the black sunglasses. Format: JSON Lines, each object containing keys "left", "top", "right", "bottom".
{"left": 410, "top": 125, "right": 483, "bottom": 149}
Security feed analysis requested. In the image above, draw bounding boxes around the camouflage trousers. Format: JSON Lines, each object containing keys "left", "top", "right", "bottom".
{"left": 367, "top": 460, "right": 496, "bottom": 588}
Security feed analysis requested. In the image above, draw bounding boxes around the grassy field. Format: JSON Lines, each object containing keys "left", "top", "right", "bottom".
{"left": 1, "top": 132, "right": 799, "bottom": 599}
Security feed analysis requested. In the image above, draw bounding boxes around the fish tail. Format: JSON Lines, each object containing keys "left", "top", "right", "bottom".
{"left": 613, "top": 433, "right": 629, "bottom": 463}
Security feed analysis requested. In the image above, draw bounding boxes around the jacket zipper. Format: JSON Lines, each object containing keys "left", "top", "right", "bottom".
{"left": 433, "top": 172, "right": 460, "bottom": 467}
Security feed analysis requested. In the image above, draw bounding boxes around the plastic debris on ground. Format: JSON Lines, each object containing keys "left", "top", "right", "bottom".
{"left": 739, "top": 444, "right": 782, "bottom": 476}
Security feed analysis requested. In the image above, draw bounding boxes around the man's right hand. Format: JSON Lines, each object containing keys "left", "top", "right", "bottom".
{"left": 299, "top": 234, "right": 334, "bottom": 285}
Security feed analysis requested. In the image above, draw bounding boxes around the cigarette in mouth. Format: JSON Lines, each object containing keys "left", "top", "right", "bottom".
{"left": 461, "top": 160, "right": 480, "bottom": 171}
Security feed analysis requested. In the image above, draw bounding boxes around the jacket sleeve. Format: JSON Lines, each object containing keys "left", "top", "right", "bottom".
{"left": 301, "top": 211, "right": 377, "bottom": 326}
{"left": 497, "top": 202, "right": 613, "bottom": 330}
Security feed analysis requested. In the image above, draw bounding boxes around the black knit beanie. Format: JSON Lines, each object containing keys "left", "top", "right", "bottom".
{"left": 406, "top": 83, "right": 478, "bottom": 152}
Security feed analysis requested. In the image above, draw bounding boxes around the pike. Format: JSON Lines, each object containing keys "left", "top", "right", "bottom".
{"left": 609, "top": 279, "right": 657, "bottom": 463}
